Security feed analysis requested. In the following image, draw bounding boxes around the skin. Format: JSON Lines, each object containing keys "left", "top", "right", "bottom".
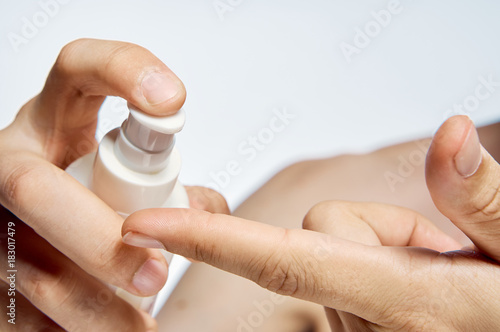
{"left": 158, "top": 127, "right": 499, "bottom": 331}
{"left": 3, "top": 38, "right": 500, "bottom": 331}
{"left": 0, "top": 39, "right": 228, "bottom": 331}
{"left": 124, "top": 116, "right": 500, "bottom": 331}
{"left": 156, "top": 122, "right": 500, "bottom": 332}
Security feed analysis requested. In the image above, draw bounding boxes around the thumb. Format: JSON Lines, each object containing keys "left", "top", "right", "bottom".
{"left": 426, "top": 115, "right": 500, "bottom": 260}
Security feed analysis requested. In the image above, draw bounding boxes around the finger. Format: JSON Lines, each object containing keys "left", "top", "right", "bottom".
{"left": 0, "top": 39, "right": 185, "bottom": 294}
{"left": 303, "top": 201, "right": 461, "bottom": 331}
{"left": 122, "top": 208, "right": 425, "bottom": 322}
{"left": 3, "top": 39, "right": 185, "bottom": 166}
{"left": 185, "top": 186, "right": 230, "bottom": 214}
{"left": 303, "top": 201, "right": 461, "bottom": 251}
{"left": 426, "top": 115, "right": 500, "bottom": 260}
{"left": 183, "top": 186, "right": 230, "bottom": 263}
{"left": 0, "top": 216, "right": 157, "bottom": 332}
{"left": 0, "top": 161, "right": 168, "bottom": 298}
{"left": 0, "top": 281, "right": 63, "bottom": 332}
{"left": 41, "top": 38, "right": 185, "bottom": 120}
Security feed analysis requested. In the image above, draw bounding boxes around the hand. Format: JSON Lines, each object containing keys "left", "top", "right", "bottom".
{"left": 0, "top": 38, "right": 228, "bottom": 331}
{"left": 123, "top": 115, "right": 500, "bottom": 331}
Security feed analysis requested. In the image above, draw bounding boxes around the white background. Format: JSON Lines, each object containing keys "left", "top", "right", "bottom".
{"left": 1, "top": 0, "right": 500, "bottom": 209}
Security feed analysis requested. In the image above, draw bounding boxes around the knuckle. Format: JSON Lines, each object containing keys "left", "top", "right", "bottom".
{"left": 26, "top": 269, "right": 77, "bottom": 310}
{"left": 469, "top": 185, "right": 500, "bottom": 219}
{"left": 87, "top": 241, "right": 125, "bottom": 282}
{"left": 187, "top": 186, "right": 229, "bottom": 214}
{"left": 303, "top": 200, "right": 350, "bottom": 230}
{"left": 192, "top": 212, "right": 219, "bottom": 263}
{"left": 257, "top": 260, "right": 300, "bottom": 297}
{"left": 1, "top": 162, "right": 40, "bottom": 210}
{"left": 100, "top": 42, "right": 139, "bottom": 75}
{"left": 54, "top": 38, "right": 90, "bottom": 76}
{"left": 54, "top": 39, "right": 145, "bottom": 93}
{"left": 87, "top": 237, "right": 162, "bottom": 288}
{"left": 254, "top": 229, "right": 302, "bottom": 297}
{"left": 28, "top": 278, "right": 56, "bottom": 306}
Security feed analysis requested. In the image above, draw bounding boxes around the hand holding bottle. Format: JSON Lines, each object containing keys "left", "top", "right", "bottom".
{"left": 124, "top": 116, "right": 500, "bottom": 331}
{"left": 0, "top": 39, "right": 228, "bottom": 331}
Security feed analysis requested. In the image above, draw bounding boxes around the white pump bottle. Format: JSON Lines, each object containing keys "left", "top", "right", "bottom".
{"left": 66, "top": 102, "right": 189, "bottom": 314}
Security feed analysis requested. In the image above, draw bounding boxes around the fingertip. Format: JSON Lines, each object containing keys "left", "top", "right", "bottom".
{"left": 122, "top": 208, "right": 211, "bottom": 252}
{"left": 428, "top": 115, "right": 472, "bottom": 160}
{"left": 425, "top": 115, "right": 500, "bottom": 260}
{"left": 123, "top": 232, "right": 167, "bottom": 250}
{"left": 123, "top": 208, "right": 193, "bottom": 236}
{"left": 185, "top": 186, "right": 230, "bottom": 214}
{"left": 435, "top": 236, "right": 464, "bottom": 253}
{"left": 138, "top": 310, "right": 158, "bottom": 332}
{"left": 426, "top": 115, "right": 475, "bottom": 185}
{"left": 52, "top": 38, "right": 187, "bottom": 117}
{"left": 453, "top": 118, "right": 482, "bottom": 178}
{"left": 137, "top": 70, "right": 186, "bottom": 116}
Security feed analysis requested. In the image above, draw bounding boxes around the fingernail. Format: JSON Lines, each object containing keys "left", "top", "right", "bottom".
{"left": 123, "top": 232, "right": 166, "bottom": 250}
{"left": 455, "top": 123, "right": 482, "bottom": 177}
{"left": 133, "top": 259, "right": 168, "bottom": 295}
{"left": 141, "top": 72, "right": 180, "bottom": 105}
{"left": 460, "top": 245, "right": 477, "bottom": 253}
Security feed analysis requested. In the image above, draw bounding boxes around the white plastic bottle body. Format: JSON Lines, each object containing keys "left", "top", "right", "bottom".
{"left": 66, "top": 128, "right": 189, "bottom": 314}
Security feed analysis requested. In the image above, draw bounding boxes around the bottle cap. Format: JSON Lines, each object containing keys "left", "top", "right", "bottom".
{"left": 124, "top": 103, "right": 185, "bottom": 152}
{"left": 114, "top": 103, "right": 185, "bottom": 173}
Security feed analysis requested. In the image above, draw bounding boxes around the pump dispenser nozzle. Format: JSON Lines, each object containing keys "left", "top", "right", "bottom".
{"left": 114, "top": 103, "right": 186, "bottom": 173}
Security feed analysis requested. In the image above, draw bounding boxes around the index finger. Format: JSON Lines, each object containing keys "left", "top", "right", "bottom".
{"left": 122, "top": 208, "right": 430, "bottom": 321}
{"left": 41, "top": 38, "right": 186, "bottom": 118}
{"left": 3, "top": 38, "right": 186, "bottom": 168}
